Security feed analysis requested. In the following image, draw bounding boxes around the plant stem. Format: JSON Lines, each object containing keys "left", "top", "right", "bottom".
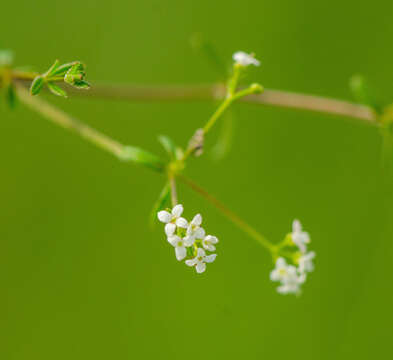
{"left": 203, "top": 96, "right": 233, "bottom": 134}
{"left": 62, "top": 83, "right": 376, "bottom": 124}
{"left": 178, "top": 174, "right": 276, "bottom": 252}
{"left": 169, "top": 174, "right": 178, "bottom": 206}
{"left": 15, "top": 84, "right": 127, "bottom": 159}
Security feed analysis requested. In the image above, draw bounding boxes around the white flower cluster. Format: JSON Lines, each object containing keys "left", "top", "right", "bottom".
{"left": 270, "top": 220, "right": 316, "bottom": 295}
{"left": 233, "top": 51, "right": 260, "bottom": 67}
{"left": 157, "top": 204, "right": 218, "bottom": 274}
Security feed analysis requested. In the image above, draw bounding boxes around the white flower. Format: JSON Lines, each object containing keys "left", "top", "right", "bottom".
{"left": 185, "top": 214, "right": 205, "bottom": 242}
{"left": 277, "top": 268, "right": 306, "bottom": 295}
{"left": 185, "top": 248, "right": 217, "bottom": 274}
{"left": 202, "top": 235, "right": 219, "bottom": 252}
{"left": 167, "top": 235, "right": 194, "bottom": 261}
{"left": 233, "top": 51, "right": 260, "bottom": 67}
{"left": 270, "top": 257, "right": 306, "bottom": 295}
{"left": 157, "top": 204, "right": 188, "bottom": 236}
{"left": 291, "top": 219, "right": 310, "bottom": 253}
{"left": 298, "top": 251, "right": 316, "bottom": 273}
{"left": 270, "top": 257, "right": 291, "bottom": 282}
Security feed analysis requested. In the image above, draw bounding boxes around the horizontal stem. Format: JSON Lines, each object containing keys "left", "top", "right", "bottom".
{"left": 65, "top": 83, "right": 376, "bottom": 124}
{"left": 178, "top": 174, "right": 276, "bottom": 252}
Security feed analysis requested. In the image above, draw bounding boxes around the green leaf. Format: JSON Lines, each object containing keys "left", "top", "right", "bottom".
{"left": 50, "top": 62, "right": 76, "bottom": 77}
{"left": 6, "top": 84, "right": 17, "bottom": 109}
{"left": 119, "top": 146, "right": 164, "bottom": 171}
{"left": 157, "top": 135, "right": 179, "bottom": 160}
{"left": 190, "top": 33, "right": 227, "bottom": 79}
{"left": 44, "top": 60, "right": 60, "bottom": 77}
{"left": 30, "top": 76, "right": 45, "bottom": 95}
{"left": 47, "top": 82, "right": 67, "bottom": 98}
{"left": 150, "top": 182, "right": 171, "bottom": 227}
{"left": 0, "top": 49, "right": 14, "bottom": 67}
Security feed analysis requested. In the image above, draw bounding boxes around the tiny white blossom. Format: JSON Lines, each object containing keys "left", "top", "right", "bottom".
{"left": 270, "top": 257, "right": 306, "bottom": 295}
{"left": 233, "top": 51, "right": 260, "bottom": 67}
{"left": 202, "top": 235, "right": 219, "bottom": 252}
{"left": 270, "top": 257, "right": 291, "bottom": 282}
{"left": 298, "top": 251, "right": 316, "bottom": 273}
{"left": 277, "top": 268, "right": 306, "bottom": 295}
{"left": 167, "top": 235, "right": 194, "bottom": 261}
{"left": 185, "top": 248, "right": 217, "bottom": 274}
{"left": 157, "top": 204, "right": 188, "bottom": 236}
{"left": 184, "top": 214, "right": 205, "bottom": 243}
{"left": 291, "top": 219, "right": 310, "bottom": 253}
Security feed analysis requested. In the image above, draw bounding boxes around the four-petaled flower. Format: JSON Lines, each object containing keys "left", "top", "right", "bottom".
{"left": 270, "top": 257, "right": 306, "bottom": 295}
{"left": 291, "top": 219, "right": 310, "bottom": 253}
{"left": 233, "top": 51, "right": 260, "bottom": 67}
{"left": 184, "top": 214, "right": 205, "bottom": 242}
{"left": 277, "top": 267, "right": 306, "bottom": 295}
{"left": 202, "top": 235, "right": 219, "bottom": 252}
{"left": 186, "top": 248, "right": 217, "bottom": 274}
{"left": 157, "top": 204, "right": 188, "bottom": 236}
{"left": 167, "top": 235, "right": 194, "bottom": 261}
{"left": 298, "top": 251, "right": 316, "bottom": 273}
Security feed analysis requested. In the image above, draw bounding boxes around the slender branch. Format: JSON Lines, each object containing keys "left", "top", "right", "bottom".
{"left": 14, "top": 84, "right": 127, "bottom": 159}
{"left": 169, "top": 174, "right": 178, "bottom": 206}
{"left": 178, "top": 174, "right": 276, "bottom": 252}
{"left": 65, "top": 83, "right": 377, "bottom": 124}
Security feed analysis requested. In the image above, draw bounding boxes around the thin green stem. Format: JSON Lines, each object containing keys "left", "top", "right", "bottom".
{"left": 178, "top": 174, "right": 276, "bottom": 252}
{"left": 169, "top": 174, "right": 178, "bottom": 206}
{"left": 15, "top": 84, "right": 129, "bottom": 160}
{"left": 203, "top": 96, "right": 233, "bottom": 134}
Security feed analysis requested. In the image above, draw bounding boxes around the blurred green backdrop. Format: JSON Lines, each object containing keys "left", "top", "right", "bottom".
{"left": 1, "top": 1, "right": 392, "bottom": 359}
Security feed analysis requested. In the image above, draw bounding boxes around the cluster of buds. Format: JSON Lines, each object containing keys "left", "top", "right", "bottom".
{"left": 157, "top": 204, "right": 218, "bottom": 273}
{"left": 30, "top": 60, "right": 90, "bottom": 97}
{"left": 270, "top": 220, "right": 316, "bottom": 295}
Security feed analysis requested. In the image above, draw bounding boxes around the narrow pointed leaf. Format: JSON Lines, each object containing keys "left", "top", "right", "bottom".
{"left": 158, "top": 135, "right": 178, "bottom": 159}
{"left": 47, "top": 82, "right": 68, "bottom": 98}
{"left": 119, "top": 146, "right": 164, "bottom": 171}
{"left": 6, "top": 85, "right": 17, "bottom": 109}
{"left": 30, "top": 76, "right": 45, "bottom": 95}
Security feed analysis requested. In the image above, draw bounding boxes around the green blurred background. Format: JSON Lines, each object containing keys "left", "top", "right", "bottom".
{"left": 1, "top": 1, "right": 392, "bottom": 359}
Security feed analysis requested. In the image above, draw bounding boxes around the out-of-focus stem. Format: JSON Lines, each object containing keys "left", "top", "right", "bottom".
{"left": 178, "top": 174, "right": 276, "bottom": 252}
{"left": 15, "top": 84, "right": 126, "bottom": 159}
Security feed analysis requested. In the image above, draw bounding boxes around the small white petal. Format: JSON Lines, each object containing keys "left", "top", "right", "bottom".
{"left": 276, "top": 257, "right": 287, "bottom": 268}
{"left": 233, "top": 51, "right": 260, "bottom": 66}
{"left": 185, "top": 258, "right": 197, "bottom": 267}
{"left": 157, "top": 210, "right": 172, "bottom": 223}
{"left": 167, "top": 235, "right": 180, "bottom": 247}
{"left": 292, "top": 219, "right": 302, "bottom": 233}
{"left": 175, "top": 246, "right": 187, "bottom": 261}
{"left": 165, "top": 223, "right": 176, "bottom": 237}
{"left": 176, "top": 217, "right": 188, "bottom": 229}
{"left": 196, "top": 262, "right": 206, "bottom": 273}
{"left": 203, "top": 243, "right": 216, "bottom": 252}
{"left": 197, "top": 248, "right": 206, "bottom": 257}
{"left": 194, "top": 227, "right": 206, "bottom": 239}
{"left": 172, "top": 204, "right": 183, "bottom": 217}
{"left": 183, "top": 236, "right": 194, "bottom": 247}
{"left": 205, "top": 235, "right": 218, "bottom": 244}
{"left": 204, "top": 254, "right": 217, "bottom": 263}
{"left": 270, "top": 269, "right": 280, "bottom": 281}
{"left": 191, "top": 214, "right": 202, "bottom": 226}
